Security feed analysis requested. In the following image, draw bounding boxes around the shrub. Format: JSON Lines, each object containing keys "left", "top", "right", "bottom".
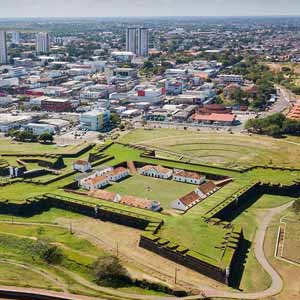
{"left": 92, "top": 255, "right": 129, "bottom": 285}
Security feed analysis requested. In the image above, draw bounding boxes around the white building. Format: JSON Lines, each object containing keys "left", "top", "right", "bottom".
{"left": 73, "top": 160, "right": 92, "bottom": 173}
{"left": 82, "top": 175, "right": 110, "bottom": 190}
{"left": 36, "top": 32, "right": 49, "bottom": 54}
{"left": 173, "top": 170, "right": 206, "bottom": 185}
{"left": 126, "top": 27, "right": 137, "bottom": 54}
{"left": 24, "top": 123, "right": 55, "bottom": 136}
{"left": 139, "top": 165, "right": 173, "bottom": 179}
{"left": 80, "top": 109, "right": 110, "bottom": 131}
{"left": 171, "top": 191, "right": 201, "bottom": 212}
{"left": 111, "top": 51, "right": 134, "bottom": 62}
{"left": 0, "top": 31, "right": 8, "bottom": 65}
{"left": 195, "top": 181, "right": 218, "bottom": 198}
{"left": 137, "top": 27, "right": 149, "bottom": 57}
{"left": 219, "top": 75, "right": 243, "bottom": 84}
{"left": 106, "top": 167, "right": 129, "bottom": 182}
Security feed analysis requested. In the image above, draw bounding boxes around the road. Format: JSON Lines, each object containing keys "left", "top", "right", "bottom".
{"left": 262, "top": 86, "right": 293, "bottom": 117}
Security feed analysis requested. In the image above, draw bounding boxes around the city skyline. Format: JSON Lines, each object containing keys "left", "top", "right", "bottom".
{"left": 1, "top": 0, "right": 300, "bottom": 18}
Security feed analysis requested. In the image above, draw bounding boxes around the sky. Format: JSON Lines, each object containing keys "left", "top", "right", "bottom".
{"left": 0, "top": 0, "right": 300, "bottom": 18}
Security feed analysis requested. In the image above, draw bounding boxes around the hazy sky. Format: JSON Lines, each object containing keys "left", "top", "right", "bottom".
{"left": 0, "top": 0, "right": 300, "bottom": 18}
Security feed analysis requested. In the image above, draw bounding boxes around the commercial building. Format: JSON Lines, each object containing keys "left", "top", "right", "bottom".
{"left": 24, "top": 123, "right": 56, "bottom": 136}
{"left": 0, "top": 31, "right": 8, "bottom": 65}
{"left": 36, "top": 32, "right": 49, "bottom": 54}
{"left": 0, "top": 114, "right": 33, "bottom": 132}
{"left": 41, "top": 98, "right": 71, "bottom": 112}
{"left": 80, "top": 109, "right": 110, "bottom": 131}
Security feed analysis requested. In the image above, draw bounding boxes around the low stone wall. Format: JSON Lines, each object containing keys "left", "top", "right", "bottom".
{"left": 139, "top": 235, "right": 227, "bottom": 283}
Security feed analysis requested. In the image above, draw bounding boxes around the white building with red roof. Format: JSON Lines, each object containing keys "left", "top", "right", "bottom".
{"left": 82, "top": 175, "right": 109, "bottom": 190}
{"left": 171, "top": 191, "right": 201, "bottom": 211}
{"left": 73, "top": 159, "right": 92, "bottom": 173}
{"left": 173, "top": 170, "right": 205, "bottom": 185}
{"left": 139, "top": 165, "right": 173, "bottom": 179}
{"left": 106, "top": 167, "right": 129, "bottom": 182}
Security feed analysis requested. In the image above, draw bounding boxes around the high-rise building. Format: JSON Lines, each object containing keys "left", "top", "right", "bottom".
{"left": 137, "top": 27, "right": 149, "bottom": 57}
{"left": 11, "top": 32, "right": 20, "bottom": 45}
{"left": 0, "top": 31, "right": 8, "bottom": 65}
{"left": 126, "top": 27, "right": 149, "bottom": 57}
{"left": 36, "top": 32, "right": 49, "bottom": 54}
{"left": 126, "top": 27, "right": 137, "bottom": 54}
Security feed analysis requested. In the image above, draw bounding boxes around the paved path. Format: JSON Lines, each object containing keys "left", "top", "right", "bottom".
{"left": 0, "top": 201, "right": 293, "bottom": 300}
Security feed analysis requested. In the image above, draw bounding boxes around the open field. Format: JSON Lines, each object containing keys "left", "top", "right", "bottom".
{"left": 107, "top": 174, "right": 197, "bottom": 208}
{"left": 120, "top": 128, "right": 300, "bottom": 169}
{"left": 264, "top": 208, "right": 300, "bottom": 300}
{"left": 283, "top": 220, "right": 300, "bottom": 263}
{"left": 0, "top": 138, "right": 91, "bottom": 155}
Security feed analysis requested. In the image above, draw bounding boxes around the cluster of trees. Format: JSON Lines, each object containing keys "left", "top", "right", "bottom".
{"left": 8, "top": 130, "right": 54, "bottom": 144}
{"left": 245, "top": 113, "right": 300, "bottom": 137}
{"left": 225, "top": 57, "right": 276, "bottom": 109}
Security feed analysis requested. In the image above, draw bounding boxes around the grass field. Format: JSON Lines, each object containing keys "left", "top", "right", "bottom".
{"left": 0, "top": 136, "right": 299, "bottom": 295}
{"left": 283, "top": 220, "right": 300, "bottom": 263}
{"left": 120, "top": 128, "right": 300, "bottom": 169}
{"left": 107, "top": 174, "right": 196, "bottom": 208}
{"left": 0, "top": 262, "right": 60, "bottom": 290}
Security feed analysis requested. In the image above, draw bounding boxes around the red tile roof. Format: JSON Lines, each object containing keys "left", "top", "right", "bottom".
{"left": 107, "top": 167, "right": 128, "bottom": 177}
{"left": 174, "top": 170, "right": 204, "bottom": 180}
{"left": 141, "top": 165, "right": 172, "bottom": 174}
{"left": 192, "top": 113, "right": 236, "bottom": 123}
{"left": 74, "top": 159, "right": 89, "bottom": 166}
{"left": 179, "top": 191, "right": 200, "bottom": 206}
{"left": 198, "top": 181, "right": 217, "bottom": 194}
{"left": 287, "top": 102, "right": 300, "bottom": 120}
{"left": 121, "top": 195, "right": 153, "bottom": 209}
{"left": 88, "top": 190, "right": 117, "bottom": 202}
{"left": 86, "top": 175, "right": 108, "bottom": 185}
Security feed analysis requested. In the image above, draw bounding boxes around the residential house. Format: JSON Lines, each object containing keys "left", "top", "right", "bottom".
{"left": 139, "top": 165, "right": 173, "bottom": 179}
{"left": 173, "top": 170, "right": 205, "bottom": 185}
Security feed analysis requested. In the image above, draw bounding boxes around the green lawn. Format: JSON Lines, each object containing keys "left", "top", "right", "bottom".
{"left": 120, "top": 128, "right": 300, "bottom": 169}
{"left": 107, "top": 174, "right": 197, "bottom": 208}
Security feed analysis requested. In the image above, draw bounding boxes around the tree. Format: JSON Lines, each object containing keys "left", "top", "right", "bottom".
{"left": 110, "top": 113, "right": 121, "bottom": 126}
{"left": 39, "top": 132, "right": 54, "bottom": 144}
{"left": 92, "top": 256, "right": 128, "bottom": 284}
{"left": 32, "top": 238, "right": 64, "bottom": 264}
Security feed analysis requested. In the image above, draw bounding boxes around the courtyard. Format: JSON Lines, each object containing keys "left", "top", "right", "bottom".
{"left": 106, "top": 174, "right": 197, "bottom": 209}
